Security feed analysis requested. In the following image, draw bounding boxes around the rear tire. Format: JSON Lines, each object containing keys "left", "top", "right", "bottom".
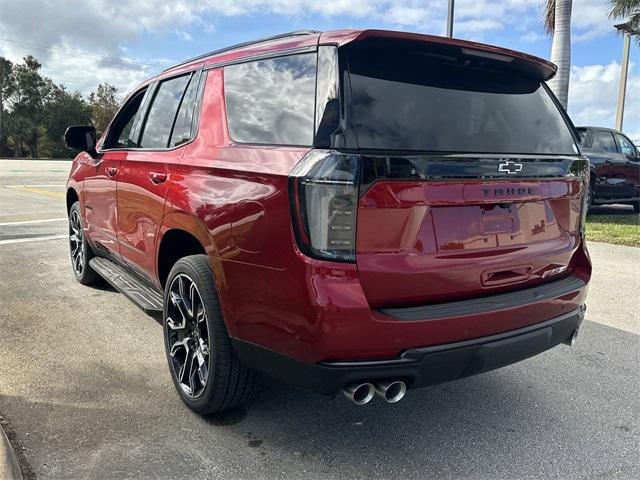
{"left": 163, "top": 254, "right": 257, "bottom": 414}
{"left": 633, "top": 202, "right": 639, "bottom": 215}
{"left": 68, "top": 201, "right": 98, "bottom": 285}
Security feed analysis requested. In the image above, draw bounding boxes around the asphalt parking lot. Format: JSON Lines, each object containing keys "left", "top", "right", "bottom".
{"left": 0, "top": 159, "right": 639, "bottom": 480}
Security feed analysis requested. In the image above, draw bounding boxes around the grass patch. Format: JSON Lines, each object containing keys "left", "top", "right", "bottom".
{"left": 586, "top": 214, "right": 640, "bottom": 247}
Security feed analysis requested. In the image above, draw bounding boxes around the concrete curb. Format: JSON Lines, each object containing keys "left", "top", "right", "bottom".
{"left": 0, "top": 423, "right": 23, "bottom": 480}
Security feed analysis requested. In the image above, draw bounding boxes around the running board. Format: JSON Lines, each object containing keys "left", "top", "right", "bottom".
{"left": 89, "top": 257, "right": 163, "bottom": 313}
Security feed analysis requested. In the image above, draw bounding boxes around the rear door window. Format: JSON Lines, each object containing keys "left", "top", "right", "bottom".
{"left": 345, "top": 39, "right": 577, "bottom": 155}
{"left": 224, "top": 53, "right": 316, "bottom": 146}
{"left": 592, "top": 131, "right": 617, "bottom": 153}
{"left": 139, "top": 74, "right": 191, "bottom": 149}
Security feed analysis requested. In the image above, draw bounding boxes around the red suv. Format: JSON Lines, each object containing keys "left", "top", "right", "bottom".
{"left": 65, "top": 29, "right": 591, "bottom": 413}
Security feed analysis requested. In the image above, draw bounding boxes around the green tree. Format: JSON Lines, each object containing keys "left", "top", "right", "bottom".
{"left": 610, "top": 1, "right": 640, "bottom": 42}
{"left": 88, "top": 83, "right": 120, "bottom": 135}
{"left": 0, "top": 57, "right": 16, "bottom": 156}
{"left": 11, "top": 56, "right": 54, "bottom": 157}
{"left": 44, "top": 85, "right": 92, "bottom": 158}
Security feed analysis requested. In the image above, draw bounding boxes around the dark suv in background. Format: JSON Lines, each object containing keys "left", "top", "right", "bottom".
{"left": 577, "top": 126, "right": 640, "bottom": 213}
{"left": 65, "top": 29, "right": 591, "bottom": 414}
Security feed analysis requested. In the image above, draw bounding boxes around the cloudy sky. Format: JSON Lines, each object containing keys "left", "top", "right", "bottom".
{"left": 0, "top": 0, "right": 638, "bottom": 141}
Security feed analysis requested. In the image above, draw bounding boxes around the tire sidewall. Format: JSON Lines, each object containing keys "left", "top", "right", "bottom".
{"left": 163, "top": 257, "right": 219, "bottom": 412}
{"left": 69, "top": 202, "right": 95, "bottom": 284}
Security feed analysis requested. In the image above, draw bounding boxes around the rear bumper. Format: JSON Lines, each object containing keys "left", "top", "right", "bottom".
{"left": 232, "top": 306, "right": 585, "bottom": 396}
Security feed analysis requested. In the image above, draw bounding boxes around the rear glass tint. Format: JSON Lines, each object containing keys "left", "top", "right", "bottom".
{"left": 224, "top": 53, "right": 316, "bottom": 146}
{"left": 346, "top": 40, "right": 577, "bottom": 155}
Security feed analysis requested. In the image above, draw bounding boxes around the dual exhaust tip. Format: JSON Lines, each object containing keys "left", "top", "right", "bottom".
{"left": 344, "top": 323, "right": 582, "bottom": 405}
{"left": 342, "top": 380, "right": 407, "bottom": 405}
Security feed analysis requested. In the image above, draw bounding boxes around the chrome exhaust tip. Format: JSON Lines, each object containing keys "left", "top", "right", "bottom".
{"left": 342, "top": 382, "right": 375, "bottom": 405}
{"left": 374, "top": 380, "right": 407, "bottom": 403}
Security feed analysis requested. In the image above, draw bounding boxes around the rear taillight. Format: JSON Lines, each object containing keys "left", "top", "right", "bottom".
{"left": 289, "top": 150, "right": 360, "bottom": 262}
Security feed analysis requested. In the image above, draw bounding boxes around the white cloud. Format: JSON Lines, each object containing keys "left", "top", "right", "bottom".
{"left": 521, "top": 31, "right": 545, "bottom": 43}
{"left": 568, "top": 61, "right": 639, "bottom": 138}
{"left": 176, "top": 31, "right": 194, "bottom": 42}
{"left": 0, "top": 0, "right": 627, "bottom": 103}
{"left": 570, "top": 0, "right": 616, "bottom": 42}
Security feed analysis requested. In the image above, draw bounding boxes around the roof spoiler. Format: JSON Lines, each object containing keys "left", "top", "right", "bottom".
{"left": 341, "top": 29, "right": 557, "bottom": 81}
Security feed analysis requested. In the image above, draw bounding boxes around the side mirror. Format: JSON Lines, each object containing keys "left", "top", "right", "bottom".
{"left": 64, "top": 125, "right": 97, "bottom": 157}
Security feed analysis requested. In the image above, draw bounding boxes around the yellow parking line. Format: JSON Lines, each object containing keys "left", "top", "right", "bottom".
{"left": 7, "top": 186, "right": 65, "bottom": 198}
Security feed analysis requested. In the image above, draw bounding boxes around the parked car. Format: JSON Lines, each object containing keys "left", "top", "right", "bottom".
{"left": 65, "top": 29, "right": 591, "bottom": 413}
{"left": 576, "top": 126, "right": 640, "bottom": 213}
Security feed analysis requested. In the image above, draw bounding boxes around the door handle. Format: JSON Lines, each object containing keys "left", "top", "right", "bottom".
{"left": 106, "top": 167, "right": 118, "bottom": 177}
{"left": 149, "top": 172, "right": 168, "bottom": 184}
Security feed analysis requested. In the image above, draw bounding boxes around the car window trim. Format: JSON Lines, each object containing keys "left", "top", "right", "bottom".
{"left": 129, "top": 83, "right": 157, "bottom": 148}
{"left": 203, "top": 45, "right": 316, "bottom": 72}
{"left": 188, "top": 70, "right": 206, "bottom": 143}
{"left": 98, "top": 66, "right": 205, "bottom": 154}
{"left": 167, "top": 72, "right": 196, "bottom": 148}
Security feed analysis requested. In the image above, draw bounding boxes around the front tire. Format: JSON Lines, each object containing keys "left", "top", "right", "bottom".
{"left": 68, "top": 201, "right": 98, "bottom": 285}
{"left": 163, "top": 255, "right": 257, "bottom": 414}
{"left": 633, "top": 201, "right": 639, "bottom": 215}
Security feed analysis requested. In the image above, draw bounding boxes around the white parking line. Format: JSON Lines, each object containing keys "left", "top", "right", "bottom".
{"left": 0, "top": 234, "right": 68, "bottom": 246}
{"left": 0, "top": 217, "right": 67, "bottom": 226}
{"left": 0, "top": 211, "right": 62, "bottom": 218}
{"left": 4, "top": 184, "right": 66, "bottom": 188}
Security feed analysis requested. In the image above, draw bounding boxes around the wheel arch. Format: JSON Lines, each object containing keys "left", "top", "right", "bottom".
{"left": 66, "top": 187, "right": 79, "bottom": 214}
{"left": 156, "top": 212, "right": 222, "bottom": 289}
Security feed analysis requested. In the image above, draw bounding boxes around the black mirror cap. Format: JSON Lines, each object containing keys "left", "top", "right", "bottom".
{"left": 64, "top": 125, "right": 97, "bottom": 157}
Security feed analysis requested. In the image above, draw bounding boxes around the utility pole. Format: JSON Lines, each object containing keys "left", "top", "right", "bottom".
{"left": 447, "top": 0, "right": 455, "bottom": 38}
{"left": 614, "top": 23, "right": 633, "bottom": 131}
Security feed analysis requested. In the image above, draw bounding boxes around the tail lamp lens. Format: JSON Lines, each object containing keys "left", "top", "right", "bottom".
{"left": 289, "top": 150, "right": 360, "bottom": 262}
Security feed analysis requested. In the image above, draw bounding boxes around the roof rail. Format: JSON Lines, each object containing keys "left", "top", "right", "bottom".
{"left": 161, "top": 30, "right": 322, "bottom": 73}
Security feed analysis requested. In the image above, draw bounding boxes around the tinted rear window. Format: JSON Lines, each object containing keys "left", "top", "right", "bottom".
{"left": 224, "top": 53, "right": 316, "bottom": 146}
{"left": 346, "top": 41, "right": 577, "bottom": 155}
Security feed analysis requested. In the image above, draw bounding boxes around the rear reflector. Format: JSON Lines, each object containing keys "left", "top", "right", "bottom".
{"left": 289, "top": 150, "right": 360, "bottom": 262}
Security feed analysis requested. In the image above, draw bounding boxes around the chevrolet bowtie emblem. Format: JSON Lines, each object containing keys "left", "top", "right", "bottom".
{"left": 498, "top": 161, "right": 523, "bottom": 174}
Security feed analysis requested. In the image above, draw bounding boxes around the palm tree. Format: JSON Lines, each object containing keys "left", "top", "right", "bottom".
{"left": 609, "top": 0, "right": 640, "bottom": 41}
{"left": 545, "top": 0, "right": 573, "bottom": 109}
{"left": 609, "top": 1, "right": 640, "bottom": 130}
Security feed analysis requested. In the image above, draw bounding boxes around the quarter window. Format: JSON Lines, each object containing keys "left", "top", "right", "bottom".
{"left": 592, "top": 132, "right": 617, "bottom": 153}
{"left": 614, "top": 133, "right": 636, "bottom": 156}
{"left": 224, "top": 53, "right": 317, "bottom": 146}
{"left": 139, "top": 74, "right": 191, "bottom": 148}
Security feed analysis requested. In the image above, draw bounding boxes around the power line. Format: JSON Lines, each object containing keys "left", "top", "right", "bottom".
{"left": 0, "top": 38, "right": 165, "bottom": 70}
